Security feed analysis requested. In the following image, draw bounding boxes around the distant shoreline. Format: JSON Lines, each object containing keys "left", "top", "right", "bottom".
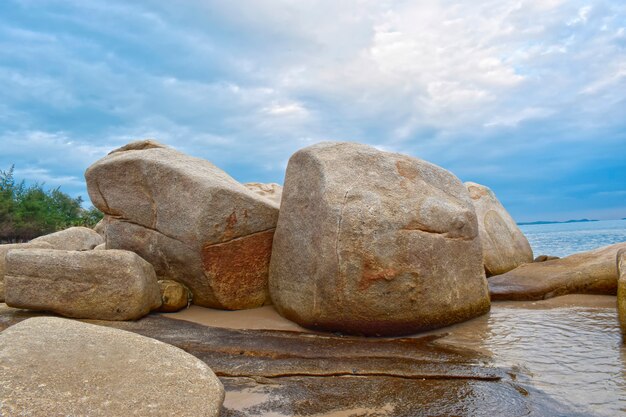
{"left": 517, "top": 219, "right": 600, "bottom": 226}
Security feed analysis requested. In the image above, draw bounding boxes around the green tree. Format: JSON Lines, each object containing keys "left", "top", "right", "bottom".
{"left": 0, "top": 166, "right": 16, "bottom": 239}
{"left": 0, "top": 166, "right": 103, "bottom": 242}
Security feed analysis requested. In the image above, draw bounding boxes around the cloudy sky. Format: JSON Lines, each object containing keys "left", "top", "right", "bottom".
{"left": 0, "top": 0, "right": 624, "bottom": 221}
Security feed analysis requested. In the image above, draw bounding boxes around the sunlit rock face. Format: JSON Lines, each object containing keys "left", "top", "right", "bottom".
{"left": 465, "top": 182, "right": 533, "bottom": 276}
{"left": 85, "top": 140, "right": 279, "bottom": 310}
{"left": 31, "top": 226, "right": 103, "bottom": 251}
{"left": 269, "top": 142, "right": 490, "bottom": 336}
{"left": 244, "top": 182, "right": 283, "bottom": 206}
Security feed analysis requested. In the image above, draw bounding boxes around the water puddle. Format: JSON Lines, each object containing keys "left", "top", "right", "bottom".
{"left": 437, "top": 295, "right": 625, "bottom": 416}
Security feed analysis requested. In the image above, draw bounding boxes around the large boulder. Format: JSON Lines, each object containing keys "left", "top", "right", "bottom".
{"left": 489, "top": 242, "right": 626, "bottom": 301}
{"left": 0, "top": 317, "right": 224, "bottom": 417}
{"left": 269, "top": 142, "right": 490, "bottom": 336}
{"left": 85, "top": 140, "right": 279, "bottom": 310}
{"left": 465, "top": 182, "right": 533, "bottom": 276}
{"left": 244, "top": 182, "right": 283, "bottom": 205}
{"left": 31, "top": 226, "right": 104, "bottom": 250}
{"left": 0, "top": 241, "right": 52, "bottom": 302}
{"left": 4, "top": 249, "right": 162, "bottom": 320}
{"left": 618, "top": 249, "right": 626, "bottom": 338}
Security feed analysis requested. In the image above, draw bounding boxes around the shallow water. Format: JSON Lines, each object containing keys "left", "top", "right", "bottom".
{"left": 439, "top": 295, "right": 626, "bottom": 417}
{"left": 520, "top": 219, "right": 626, "bottom": 257}
{"left": 170, "top": 295, "right": 626, "bottom": 416}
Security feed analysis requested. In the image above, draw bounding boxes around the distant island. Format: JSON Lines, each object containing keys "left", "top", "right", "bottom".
{"left": 517, "top": 219, "right": 599, "bottom": 226}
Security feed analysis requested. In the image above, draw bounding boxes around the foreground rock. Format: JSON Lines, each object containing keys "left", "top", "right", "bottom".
{"left": 465, "top": 182, "right": 533, "bottom": 276}
{"left": 0, "top": 241, "right": 52, "bottom": 302}
{"left": 85, "top": 140, "right": 279, "bottom": 309}
{"left": 489, "top": 242, "right": 626, "bottom": 300}
{"left": 157, "top": 279, "right": 191, "bottom": 312}
{"left": 244, "top": 182, "right": 283, "bottom": 205}
{"left": 5, "top": 249, "right": 161, "bottom": 320}
{"left": 269, "top": 142, "right": 490, "bottom": 336}
{"left": 618, "top": 249, "right": 626, "bottom": 338}
{"left": 0, "top": 317, "right": 224, "bottom": 417}
{"left": 31, "top": 226, "right": 104, "bottom": 250}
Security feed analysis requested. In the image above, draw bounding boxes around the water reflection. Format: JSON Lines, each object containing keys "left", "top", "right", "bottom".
{"left": 439, "top": 295, "right": 626, "bottom": 417}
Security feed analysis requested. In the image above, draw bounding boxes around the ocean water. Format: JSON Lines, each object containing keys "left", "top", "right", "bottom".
{"left": 519, "top": 219, "right": 626, "bottom": 258}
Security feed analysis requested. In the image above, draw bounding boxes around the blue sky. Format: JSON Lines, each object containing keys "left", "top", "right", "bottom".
{"left": 0, "top": 0, "right": 624, "bottom": 221}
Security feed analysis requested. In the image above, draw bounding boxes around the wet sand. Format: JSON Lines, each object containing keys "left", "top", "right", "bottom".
{"left": 167, "top": 294, "right": 624, "bottom": 416}
{"left": 169, "top": 304, "right": 308, "bottom": 332}
{"left": 167, "top": 294, "right": 617, "bottom": 331}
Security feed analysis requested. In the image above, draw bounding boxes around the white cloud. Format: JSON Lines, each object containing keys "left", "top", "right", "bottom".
{"left": 12, "top": 167, "right": 84, "bottom": 188}
{"left": 263, "top": 102, "right": 308, "bottom": 117}
{"left": 484, "top": 107, "right": 555, "bottom": 128}
{"left": 1, "top": 0, "right": 625, "bottom": 217}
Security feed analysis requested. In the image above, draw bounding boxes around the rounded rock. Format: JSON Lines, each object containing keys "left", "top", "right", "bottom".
{"left": 0, "top": 317, "right": 224, "bottom": 416}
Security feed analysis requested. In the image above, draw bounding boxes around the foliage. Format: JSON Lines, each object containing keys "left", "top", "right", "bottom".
{"left": 0, "top": 166, "right": 103, "bottom": 242}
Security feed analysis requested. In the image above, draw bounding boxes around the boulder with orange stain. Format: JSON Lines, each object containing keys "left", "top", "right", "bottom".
{"left": 269, "top": 142, "right": 490, "bottom": 336}
{"left": 85, "top": 140, "right": 279, "bottom": 309}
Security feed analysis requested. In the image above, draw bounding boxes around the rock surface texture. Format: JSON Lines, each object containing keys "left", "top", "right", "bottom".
{"left": 489, "top": 242, "right": 626, "bottom": 301}
{"left": 31, "top": 226, "right": 104, "bottom": 251}
{"left": 618, "top": 249, "right": 626, "bottom": 337}
{"left": 0, "top": 317, "right": 224, "bottom": 417}
{"left": 244, "top": 182, "right": 283, "bottom": 205}
{"left": 85, "top": 140, "right": 279, "bottom": 309}
{"left": 0, "top": 241, "right": 52, "bottom": 302}
{"left": 157, "top": 279, "right": 191, "bottom": 312}
{"left": 465, "top": 182, "right": 533, "bottom": 276}
{"left": 269, "top": 142, "right": 490, "bottom": 336}
{"left": 4, "top": 249, "right": 161, "bottom": 320}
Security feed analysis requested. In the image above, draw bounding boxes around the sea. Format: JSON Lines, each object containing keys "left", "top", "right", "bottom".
{"left": 519, "top": 219, "right": 626, "bottom": 258}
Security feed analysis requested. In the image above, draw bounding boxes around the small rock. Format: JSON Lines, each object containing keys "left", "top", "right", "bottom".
{"left": 93, "top": 243, "right": 106, "bottom": 250}
{"left": 5, "top": 249, "right": 162, "bottom": 320}
{"left": 0, "top": 317, "right": 224, "bottom": 417}
{"left": 157, "top": 280, "right": 192, "bottom": 313}
{"left": 534, "top": 255, "right": 560, "bottom": 262}
{"left": 31, "top": 226, "right": 104, "bottom": 251}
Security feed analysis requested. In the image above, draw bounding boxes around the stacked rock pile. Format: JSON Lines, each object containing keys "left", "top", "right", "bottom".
{"left": 0, "top": 139, "right": 535, "bottom": 331}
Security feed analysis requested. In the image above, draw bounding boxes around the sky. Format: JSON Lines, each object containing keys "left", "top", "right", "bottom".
{"left": 0, "top": 0, "right": 624, "bottom": 222}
